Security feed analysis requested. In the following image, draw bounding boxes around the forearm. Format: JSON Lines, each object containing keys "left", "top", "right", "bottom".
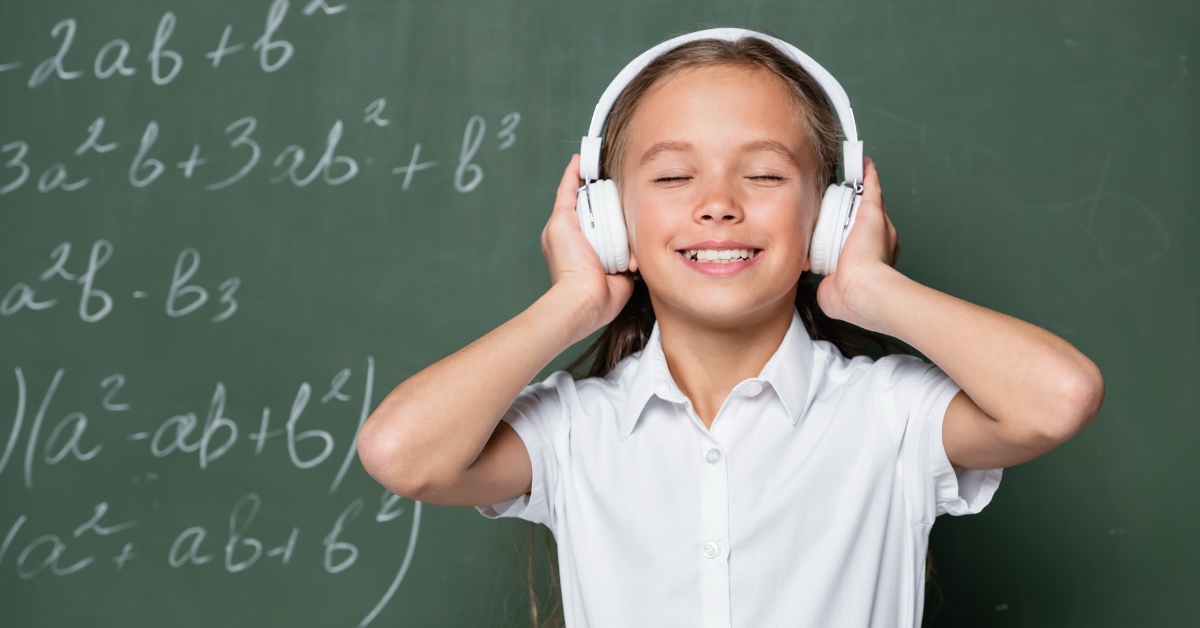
{"left": 852, "top": 267, "right": 1104, "bottom": 437}
{"left": 359, "top": 284, "right": 594, "bottom": 489}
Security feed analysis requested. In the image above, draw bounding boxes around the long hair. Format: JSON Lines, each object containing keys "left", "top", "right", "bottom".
{"left": 521, "top": 33, "right": 934, "bottom": 628}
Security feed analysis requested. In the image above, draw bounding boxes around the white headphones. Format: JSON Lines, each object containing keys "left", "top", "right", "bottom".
{"left": 576, "top": 27, "right": 864, "bottom": 276}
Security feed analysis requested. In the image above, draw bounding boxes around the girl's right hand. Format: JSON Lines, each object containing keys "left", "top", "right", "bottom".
{"left": 540, "top": 153, "right": 637, "bottom": 335}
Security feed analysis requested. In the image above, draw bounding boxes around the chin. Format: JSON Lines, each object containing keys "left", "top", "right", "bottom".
{"left": 651, "top": 290, "right": 761, "bottom": 322}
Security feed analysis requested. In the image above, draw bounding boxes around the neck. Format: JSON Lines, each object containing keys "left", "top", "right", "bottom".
{"left": 651, "top": 292, "right": 796, "bottom": 426}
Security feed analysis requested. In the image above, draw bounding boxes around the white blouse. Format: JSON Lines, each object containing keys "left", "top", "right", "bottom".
{"left": 477, "top": 306, "right": 1003, "bottom": 627}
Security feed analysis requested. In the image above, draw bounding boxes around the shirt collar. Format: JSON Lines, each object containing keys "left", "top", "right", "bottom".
{"left": 619, "top": 306, "right": 816, "bottom": 439}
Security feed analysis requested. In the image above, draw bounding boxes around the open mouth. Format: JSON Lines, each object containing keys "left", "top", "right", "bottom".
{"left": 678, "top": 248, "right": 762, "bottom": 263}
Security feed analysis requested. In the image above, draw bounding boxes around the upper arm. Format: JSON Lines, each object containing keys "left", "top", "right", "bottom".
{"left": 451, "top": 372, "right": 570, "bottom": 529}
{"left": 942, "top": 389, "right": 1069, "bottom": 470}
{"left": 361, "top": 372, "right": 568, "bottom": 531}
{"left": 872, "top": 354, "right": 1003, "bottom": 521}
{"left": 417, "top": 418, "right": 533, "bottom": 507}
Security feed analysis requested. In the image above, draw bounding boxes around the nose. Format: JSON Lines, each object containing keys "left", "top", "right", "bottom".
{"left": 693, "top": 177, "right": 744, "bottom": 224}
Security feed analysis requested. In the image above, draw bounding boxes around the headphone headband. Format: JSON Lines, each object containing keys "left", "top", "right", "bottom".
{"left": 579, "top": 27, "right": 863, "bottom": 190}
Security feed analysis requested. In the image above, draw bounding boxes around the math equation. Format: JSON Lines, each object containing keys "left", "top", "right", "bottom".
{"left": 0, "top": 0, "right": 531, "bottom": 625}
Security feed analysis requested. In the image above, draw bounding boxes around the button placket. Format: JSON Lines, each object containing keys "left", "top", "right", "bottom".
{"left": 699, "top": 437, "right": 732, "bottom": 628}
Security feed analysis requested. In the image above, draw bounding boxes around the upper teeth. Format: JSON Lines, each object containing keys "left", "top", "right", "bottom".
{"left": 685, "top": 249, "right": 757, "bottom": 262}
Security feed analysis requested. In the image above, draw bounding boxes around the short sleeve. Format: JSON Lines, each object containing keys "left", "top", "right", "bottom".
{"left": 876, "top": 354, "right": 1003, "bottom": 524}
{"left": 474, "top": 370, "right": 572, "bottom": 531}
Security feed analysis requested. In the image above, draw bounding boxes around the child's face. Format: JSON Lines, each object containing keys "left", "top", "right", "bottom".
{"left": 619, "top": 64, "right": 819, "bottom": 325}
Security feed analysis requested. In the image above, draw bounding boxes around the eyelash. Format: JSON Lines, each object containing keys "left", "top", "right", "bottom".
{"left": 654, "top": 175, "right": 785, "bottom": 183}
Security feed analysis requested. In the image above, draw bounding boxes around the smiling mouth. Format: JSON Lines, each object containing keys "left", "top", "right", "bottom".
{"left": 678, "top": 248, "right": 762, "bottom": 262}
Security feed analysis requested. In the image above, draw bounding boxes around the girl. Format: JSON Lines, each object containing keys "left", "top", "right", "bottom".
{"left": 358, "top": 29, "right": 1104, "bottom": 628}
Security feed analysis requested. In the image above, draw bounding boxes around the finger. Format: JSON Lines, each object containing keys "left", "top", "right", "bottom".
{"left": 862, "top": 155, "right": 883, "bottom": 207}
{"left": 554, "top": 154, "right": 582, "bottom": 214}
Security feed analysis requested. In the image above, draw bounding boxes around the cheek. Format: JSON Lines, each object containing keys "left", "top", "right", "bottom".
{"left": 795, "top": 198, "right": 820, "bottom": 248}
{"left": 621, "top": 196, "right": 669, "bottom": 251}
{"left": 765, "top": 207, "right": 814, "bottom": 264}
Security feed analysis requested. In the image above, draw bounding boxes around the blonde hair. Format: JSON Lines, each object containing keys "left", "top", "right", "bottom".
{"left": 521, "top": 33, "right": 928, "bottom": 628}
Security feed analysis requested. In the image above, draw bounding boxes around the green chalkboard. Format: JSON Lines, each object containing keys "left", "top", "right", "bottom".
{"left": 0, "top": 0, "right": 1195, "bottom": 626}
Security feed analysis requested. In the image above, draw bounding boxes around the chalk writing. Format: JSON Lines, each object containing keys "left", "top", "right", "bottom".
{"left": 0, "top": 358, "right": 421, "bottom": 624}
{"left": 0, "top": 0, "right": 511, "bottom": 623}
{"left": 1, "top": 242, "right": 239, "bottom": 324}
{"left": 1, "top": 111, "right": 520, "bottom": 195}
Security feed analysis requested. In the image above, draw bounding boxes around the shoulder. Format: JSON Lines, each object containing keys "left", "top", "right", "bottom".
{"left": 810, "top": 342, "right": 958, "bottom": 452}
{"left": 810, "top": 339, "right": 940, "bottom": 397}
{"left": 519, "top": 351, "right": 642, "bottom": 408}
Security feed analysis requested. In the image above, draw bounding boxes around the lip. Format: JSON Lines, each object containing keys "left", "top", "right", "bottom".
{"left": 676, "top": 244, "right": 763, "bottom": 277}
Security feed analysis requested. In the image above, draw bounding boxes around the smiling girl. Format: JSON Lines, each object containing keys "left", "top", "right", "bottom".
{"left": 358, "top": 29, "right": 1104, "bottom": 627}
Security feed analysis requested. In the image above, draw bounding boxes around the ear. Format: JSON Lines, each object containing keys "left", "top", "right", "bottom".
{"left": 627, "top": 247, "right": 639, "bottom": 273}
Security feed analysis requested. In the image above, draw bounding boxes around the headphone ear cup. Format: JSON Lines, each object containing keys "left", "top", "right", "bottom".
{"left": 576, "top": 185, "right": 606, "bottom": 269}
{"left": 575, "top": 180, "right": 629, "bottom": 274}
{"left": 809, "top": 184, "right": 855, "bottom": 276}
{"left": 837, "top": 193, "right": 862, "bottom": 269}
{"left": 598, "top": 179, "right": 629, "bottom": 273}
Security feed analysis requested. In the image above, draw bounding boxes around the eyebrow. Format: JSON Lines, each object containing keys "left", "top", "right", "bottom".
{"left": 638, "top": 139, "right": 800, "bottom": 167}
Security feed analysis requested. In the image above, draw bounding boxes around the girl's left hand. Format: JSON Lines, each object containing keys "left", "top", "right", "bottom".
{"left": 815, "top": 155, "right": 901, "bottom": 327}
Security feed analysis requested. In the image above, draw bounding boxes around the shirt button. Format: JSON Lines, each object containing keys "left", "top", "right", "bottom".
{"left": 705, "top": 448, "right": 721, "bottom": 464}
{"left": 745, "top": 381, "right": 763, "bottom": 397}
{"left": 701, "top": 541, "right": 719, "bottom": 559}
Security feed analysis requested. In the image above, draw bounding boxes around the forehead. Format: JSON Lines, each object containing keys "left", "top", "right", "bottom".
{"left": 624, "top": 64, "right": 810, "bottom": 156}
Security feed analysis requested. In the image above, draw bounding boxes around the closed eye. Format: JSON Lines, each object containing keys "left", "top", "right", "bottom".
{"left": 654, "top": 175, "right": 785, "bottom": 183}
